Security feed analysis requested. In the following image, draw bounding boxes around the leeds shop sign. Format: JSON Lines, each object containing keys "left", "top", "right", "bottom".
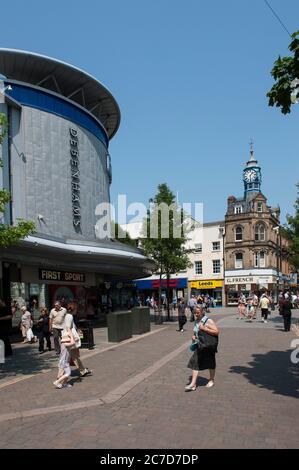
{"left": 39, "top": 269, "right": 85, "bottom": 283}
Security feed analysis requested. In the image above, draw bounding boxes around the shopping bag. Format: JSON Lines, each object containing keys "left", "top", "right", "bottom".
{"left": 26, "top": 328, "right": 34, "bottom": 342}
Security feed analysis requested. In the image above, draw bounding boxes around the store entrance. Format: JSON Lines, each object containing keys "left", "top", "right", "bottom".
{"left": 190, "top": 288, "right": 223, "bottom": 307}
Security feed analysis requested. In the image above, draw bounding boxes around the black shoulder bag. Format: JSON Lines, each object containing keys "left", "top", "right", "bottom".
{"left": 197, "top": 316, "right": 218, "bottom": 353}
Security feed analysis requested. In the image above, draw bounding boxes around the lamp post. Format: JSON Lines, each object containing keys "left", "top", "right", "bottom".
{"left": 273, "top": 226, "right": 280, "bottom": 305}
{"left": 219, "top": 226, "right": 225, "bottom": 307}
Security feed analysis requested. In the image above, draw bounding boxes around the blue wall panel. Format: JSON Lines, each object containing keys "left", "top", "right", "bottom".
{"left": 6, "top": 84, "right": 109, "bottom": 148}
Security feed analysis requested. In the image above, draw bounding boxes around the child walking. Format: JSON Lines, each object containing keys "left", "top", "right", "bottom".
{"left": 53, "top": 332, "right": 74, "bottom": 389}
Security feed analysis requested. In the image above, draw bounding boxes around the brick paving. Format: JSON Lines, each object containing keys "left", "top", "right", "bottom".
{"left": 0, "top": 309, "right": 298, "bottom": 448}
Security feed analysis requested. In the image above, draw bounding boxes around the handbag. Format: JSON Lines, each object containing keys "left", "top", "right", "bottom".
{"left": 189, "top": 340, "right": 199, "bottom": 352}
{"left": 26, "top": 328, "right": 34, "bottom": 342}
{"left": 197, "top": 316, "right": 218, "bottom": 352}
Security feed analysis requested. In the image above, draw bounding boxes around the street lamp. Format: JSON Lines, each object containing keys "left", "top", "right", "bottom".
{"left": 273, "top": 226, "right": 280, "bottom": 304}
{"left": 219, "top": 226, "right": 225, "bottom": 307}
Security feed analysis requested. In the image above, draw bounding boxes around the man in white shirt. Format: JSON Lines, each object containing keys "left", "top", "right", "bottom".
{"left": 49, "top": 301, "right": 67, "bottom": 355}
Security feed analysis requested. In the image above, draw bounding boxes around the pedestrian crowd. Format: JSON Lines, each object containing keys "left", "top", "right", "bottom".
{"left": 0, "top": 299, "right": 92, "bottom": 390}
{"left": 236, "top": 289, "right": 297, "bottom": 331}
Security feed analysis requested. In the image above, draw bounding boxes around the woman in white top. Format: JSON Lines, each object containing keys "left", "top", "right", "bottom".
{"left": 63, "top": 310, "right": 92, "bottom": 378}
{"left": 20, "top": 306, "right": 33, "bottom": 343}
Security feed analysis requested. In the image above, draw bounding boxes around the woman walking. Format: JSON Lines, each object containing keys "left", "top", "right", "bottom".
{"left": 20, "top": 306, "right": 36, "bottom": 343}
{"left": 185, "top": 306, "right": 219, "bottom": 391}
{"left": 237, "top": 293, "right": 247, "bottom": 320}
{"left": 63, "top": 307, "right": 92, "bottom": 378}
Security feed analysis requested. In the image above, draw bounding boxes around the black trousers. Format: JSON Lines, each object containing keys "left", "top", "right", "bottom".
{"left": 52, "top": 328, "right": 62, "bottom": 354}
{"left": 0, "top": 329, "right": 12, "bottom": 356}
{"left": 179, "top": 316, "right": 187, "bottom": 330}
{"left": 261, "top": 309, "right": 269, "bottom": 320}
{"left": 283, "top": 314, "right": 291, "bottom": 332}
{"left": 38, "top": 331, "right": 52, "bottom": 351}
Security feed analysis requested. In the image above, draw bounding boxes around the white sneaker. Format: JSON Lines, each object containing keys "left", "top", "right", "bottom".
{"left": 53, "top": 380, "right": 62, "bottom": 389}
{"left": 185, "top": 384, "right": 196, "bottom": 391}
{"left": 264, "top": 320, "right": 267, "bottom": 323}
{"left": 206, "top": 380, "right": 214, "bottom": 388}
{"left": 181, "top": 329, "right": 184, "bottom": 332}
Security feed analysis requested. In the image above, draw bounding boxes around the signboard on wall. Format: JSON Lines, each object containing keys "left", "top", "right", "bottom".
{"left": 134, "top": 278, "right": 187, "bottom": 290}
{"left": 39, "top": 269, "right": 85, "bottom": 283}
{"left": 189, "top": 280, "right": 223, "bottom": 289}
{"left": 225, "top": 275, "right": 276, "bottom": 285}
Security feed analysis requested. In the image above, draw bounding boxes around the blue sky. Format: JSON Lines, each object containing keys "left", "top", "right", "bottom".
{"left": 1, "top": 0, "right": 299, "bottom": 223}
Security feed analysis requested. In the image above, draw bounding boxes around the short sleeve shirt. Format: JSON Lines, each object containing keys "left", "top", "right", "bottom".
{"left": 260, "top": 297, "right": 270, "bottom": 309}
{"left": 50, "top": 307, "right": 67, "bottom": 329}
{"left": 21, "top": 311, "right": 31, "bottom": 327}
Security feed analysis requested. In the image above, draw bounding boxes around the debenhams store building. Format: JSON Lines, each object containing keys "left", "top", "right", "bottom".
{"left": 0, "top": 49, "right": 153, "bottom": 313}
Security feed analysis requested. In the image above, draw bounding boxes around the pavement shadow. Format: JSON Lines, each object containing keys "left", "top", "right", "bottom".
{"left": 0, "top": 345, "right": 57, "bottom": 381}
{"left": 229, "top": 350, "right": 299, "bottom": 399}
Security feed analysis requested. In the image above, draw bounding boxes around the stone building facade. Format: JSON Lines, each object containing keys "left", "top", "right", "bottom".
{"left": 224, "top": 147, "right": 291, "bottom": 305}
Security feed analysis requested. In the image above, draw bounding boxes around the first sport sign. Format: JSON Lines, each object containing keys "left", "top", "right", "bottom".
{"left": 39, "top": 269, "right": 85, "bottom": 283}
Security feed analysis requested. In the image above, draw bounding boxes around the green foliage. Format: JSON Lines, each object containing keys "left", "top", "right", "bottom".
{"left": 0, "top": 220, "right": 35, "bottom": 248}
{"left": 111, "top": 221, "right": 137, "bottom": 247}
{"left": 0, "top": 113, "right": 8, "bottom": 146}
{"left": 283, "top": 183, "right": 299, "bottom": 270}
{"left": 0, "top": 112, "right": 35, "bottom": 246}
{"left": 267, "top": 31, "right": 299, "bottom": 114}
{"left": 141, "top": 183, "right": 193, "bottom": 276}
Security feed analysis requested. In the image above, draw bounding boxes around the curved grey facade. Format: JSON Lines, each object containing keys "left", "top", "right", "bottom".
{"left": 0, "top": 49, "right": 154, "bottom": 300}
{"left": 11, "top": 105, "right": 110, "bottom": 240}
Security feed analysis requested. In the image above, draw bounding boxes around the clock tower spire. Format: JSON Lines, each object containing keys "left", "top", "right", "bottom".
{"left": 243, "top": 140, "right": 262, "bottom": 197}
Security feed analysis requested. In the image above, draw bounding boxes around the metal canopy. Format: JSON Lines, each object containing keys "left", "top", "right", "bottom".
{"left": 1, "top": 236, "right": 154, "bottom": 280}
{"left": 0, "top": 48, "right": 121, "bottom": 140}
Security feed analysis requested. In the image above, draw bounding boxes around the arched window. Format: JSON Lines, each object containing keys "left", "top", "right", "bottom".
{"left": 235, "top": 252, "right": 243, "bottom": 269}
{"left": 255, "top": 251, "right": 266, "bottom": 268}
{"left": 235, "top": 226, "right": 243, "bottom": 241}
{"left": 255, "top": 224, "right": 266, "bottom": 241}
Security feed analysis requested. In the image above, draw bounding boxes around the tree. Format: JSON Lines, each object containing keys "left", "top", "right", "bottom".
{"left": 0, "top": 112, "right": 35, "bottom": 247}
{"left": 111, "top": 221, "right": 137, "bottom": 248}
{"left": 141, "top": 183, "right": 193, "bottom": 322}
{"left": 282, "top": 183, "right": 299, "bottom": 271}
{"left": 267, "top": 31, "right": 299, "bottom": 114}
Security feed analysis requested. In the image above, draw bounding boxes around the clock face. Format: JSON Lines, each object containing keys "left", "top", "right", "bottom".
{"left": 244, "top": 169, "right": 257, "bottom": 183}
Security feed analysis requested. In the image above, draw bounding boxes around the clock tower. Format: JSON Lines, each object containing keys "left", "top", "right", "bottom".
{"left": 243, "top": 141, "right": 262, "bottom": 197}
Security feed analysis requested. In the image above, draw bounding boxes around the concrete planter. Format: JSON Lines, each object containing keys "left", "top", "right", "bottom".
{"left": 107, "top": 311, "right": 132, "bottom": 342}
{"left": 131, "top": 307, "right": 151, "bottom": 334}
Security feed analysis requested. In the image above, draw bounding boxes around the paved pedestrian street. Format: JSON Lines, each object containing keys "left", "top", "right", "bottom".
{"left": 0, "top": 309, "right": 298, "bottom": 449}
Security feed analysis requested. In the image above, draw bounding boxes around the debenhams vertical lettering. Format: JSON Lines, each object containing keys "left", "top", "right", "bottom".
{"left": 70, "top": 129, "right": 81, "bottom": 229}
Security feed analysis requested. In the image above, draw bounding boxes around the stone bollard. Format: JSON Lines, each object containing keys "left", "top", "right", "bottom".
{"left": 107, "top": 311, "right": 132, "bottom": 342}
{"left": 131, "top": 307, "right": 151, "bottom": 334}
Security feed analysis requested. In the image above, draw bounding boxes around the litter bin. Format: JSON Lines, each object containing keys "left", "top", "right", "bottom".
{"left": 107, "top": 311, "right": 132, "bottom": 342}
{"left": 77, "top": 320, "right": 94, "bottom": 349}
